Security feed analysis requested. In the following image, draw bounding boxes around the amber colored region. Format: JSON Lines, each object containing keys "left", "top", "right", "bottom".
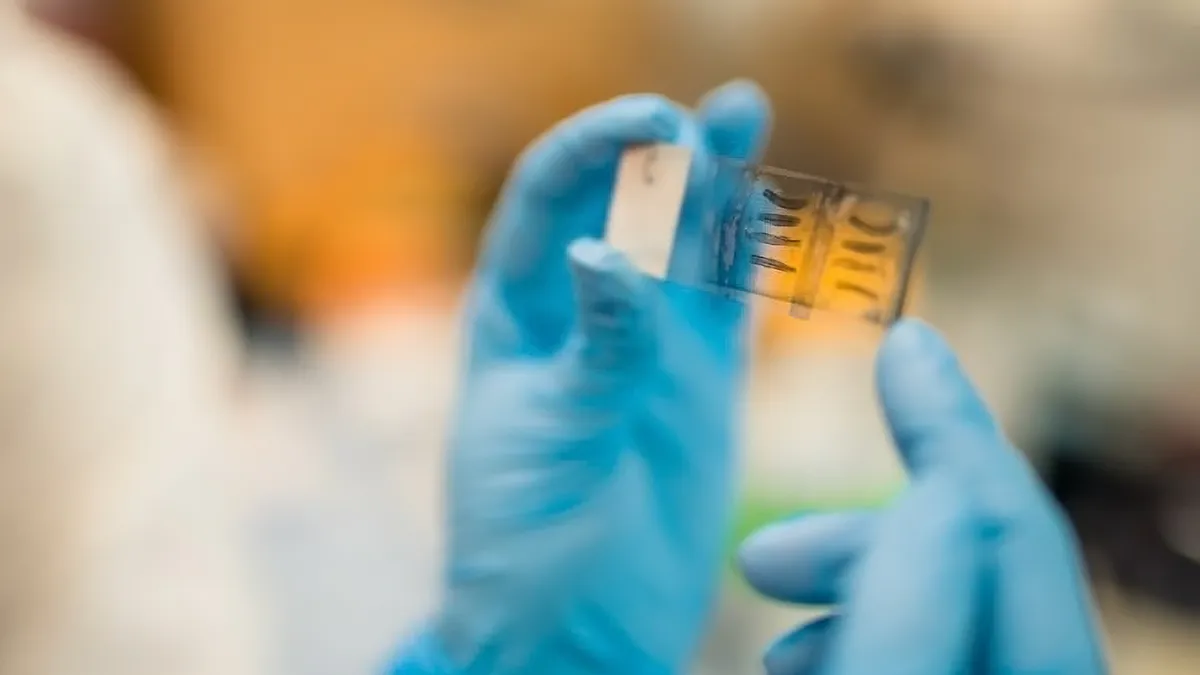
{"left": 757, "top": 255, "right": 927, "bottom": 354}
{"left": 244, "top": 130, "right": 470, "bottom": 323}
{"left": 144, "top": 0, "right": 668, "bottom": 326}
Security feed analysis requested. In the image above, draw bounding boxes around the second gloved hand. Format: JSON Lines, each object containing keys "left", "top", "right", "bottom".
{"left": 392, "top": 82, "right": 773, "bottom": 675}
{"left": 738, "top": 321, "right": 1109, "bottom": 675}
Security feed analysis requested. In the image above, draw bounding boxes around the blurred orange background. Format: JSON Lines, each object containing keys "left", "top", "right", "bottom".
{"left": 97, "top": 0, "right": 908, "bottom": 346}
{"left": 140, "top": 0, "right": 687, "bottom": 323}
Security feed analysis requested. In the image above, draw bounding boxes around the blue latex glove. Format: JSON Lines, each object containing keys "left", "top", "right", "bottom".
{"left": 738, "top": 321, "right": 1109, "bottom": 675}
{"left": 390, "top": 81, "right": 772, "bottom": 675}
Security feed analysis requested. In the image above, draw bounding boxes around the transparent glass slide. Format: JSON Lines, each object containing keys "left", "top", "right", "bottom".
{"left": 606, "top": 144, "right": 930, "bottom": 326}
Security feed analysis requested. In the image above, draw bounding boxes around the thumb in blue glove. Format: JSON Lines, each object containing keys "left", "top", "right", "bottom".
{"left": 560, "top": 238, "right": 657, "bottom": 402}
{"left": 738, "top": 320, "right": 1110, "bottom": 675}
{"left": 389, "top": 241, "right": 654, "bottom": 675}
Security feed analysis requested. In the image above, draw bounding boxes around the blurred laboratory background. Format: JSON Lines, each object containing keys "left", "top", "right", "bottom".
{"left": 2, "top": 0, "right": 1199, "bottom": 673}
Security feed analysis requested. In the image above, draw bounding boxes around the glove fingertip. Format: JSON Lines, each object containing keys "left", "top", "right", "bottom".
{"left": 876, "top": 320, "right": 957, "bottom": 399}
{"left": 763, "top": 614, "right": 838, "bottom": 675}
{"left": 699, "top": 79, "right": 770, "bottom": 122}
{"left": 567, "top": 238, "right": 646, "bottom": 298}
{"left": 509, "top": 94, "right": 685, "bottom": 200}
{"left": 698, "top": 79, "right": 773, "bottom": 161}
{"left": 566, "top": 238, "right": 655, "bottom": 369}
{"left": 876, "top": 319, "right": 1000, "bottom": 473}
{"left": 738, "top": 512, "right": 875, "bottom": 606}
{"left": 738, "top": 515, "right": 813, "bottom": 575}
{"left": 611, "top": 92, "right": 686, "bottom": 137}
{"left": 878, "top": 319, "right": 949, "bottom": 365}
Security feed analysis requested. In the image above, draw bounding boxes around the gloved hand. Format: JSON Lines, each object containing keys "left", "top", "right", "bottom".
{"left": 738, "top": 321, "right": 1109, "bottom": 675}
{"left": 390, "top": 81, "right": 772, "bottom": 674}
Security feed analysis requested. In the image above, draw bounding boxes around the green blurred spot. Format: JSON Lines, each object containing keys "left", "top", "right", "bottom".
{"left": 724, "top": 487, "right": 900, "bottom": 574}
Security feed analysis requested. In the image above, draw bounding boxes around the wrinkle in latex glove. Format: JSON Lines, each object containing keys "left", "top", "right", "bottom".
{"left": 738, "top": 321, "right": 1108, "bottom": 675}
{"left": 391, "top": 81, "right": 773, "bottom": 675}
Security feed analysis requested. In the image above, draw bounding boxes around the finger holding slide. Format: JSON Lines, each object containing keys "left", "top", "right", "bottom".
{"left": 698, "top": 79, "right": 773, "bottom": 163}
{"left": 508, "top": 95, "right": 684, "bottom": 200}
{"left": 481, "top": 95, "right": 684, "bottom": 284}
{"left": 669, "top": 80, "right": 773, "bottom": 325}
{"left": 471, "top": 95, "right": 685, "bottom": 358}
{"left": 875, "top": 320, "right": 1006, "bottom": 476}
{"left": 560, "top": 238, "right": 657, "bottom": 397}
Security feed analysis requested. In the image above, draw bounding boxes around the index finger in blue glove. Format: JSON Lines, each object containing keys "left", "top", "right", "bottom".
{"left": 480, "top": 95, "right": 683, "bottom": 296}
{"left": 698, "top": 80, "right": 773, "bottom": 162}
{"left": 875, "top": 320, "right": 1006, "bottom": 476}
{"left": 877, "top": 320, "right": 1108, "bottom": 674}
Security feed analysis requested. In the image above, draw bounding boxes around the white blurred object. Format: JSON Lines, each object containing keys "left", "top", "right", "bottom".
{"left": 742, "top": 288, "right": 1051, "bottom": 504}
{"left": 0, "top": 9, "right": 266, "bottom": 674}
{"left": 236, "top": 307, "right": 455, "bottom": 675}
{"left": 745, "top": 345, "right": 902, "bottom": 501}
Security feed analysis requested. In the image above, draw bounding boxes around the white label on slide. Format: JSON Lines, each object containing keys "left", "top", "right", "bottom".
{"left": 604, "top": 144, "right": 692, "bottom": 279}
